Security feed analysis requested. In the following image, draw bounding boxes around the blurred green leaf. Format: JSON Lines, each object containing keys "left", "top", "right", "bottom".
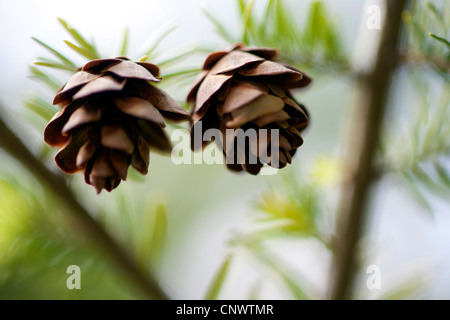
{"left": 202, "top": 0, "right": 348, "bottom": 71}
{"left": 204, "top": 254, "right": 233, "bottom": 300}
{"left": 64, "top": 40, "right": 98, "bottom": 60}
{"left": 411, "top": 16, "right": 428, "bottom": 52}
{"left": 401, "top": 172, "right": 432, "bottom": 212}
{"left": 303, "top": 1, "right": 324, "bottom": 50}
{"left": 127, "top": 168, "right": 147, "bottom": 182}
{"left": 37, "top": 144, "right": 53, "bottom": 161}
{"left": 149, "top": 203, "right": 167, "bottom": 256}
{"left": 377, "top": 272, "right": 427, "bottom": 300}
{"left": 435, "top": 162, "right": 450, "bottom": 189}
{"left": 303, "top": 1, "right": 344, "bottom": 60}
{"left": 161, "top": 68, "right": 201, "bottom": 81}
{"left": 0, "top": 175, "right": 144, "bottom": 299}
{"left": 240, "top": 0, "right": 255, "bottom": 44}
{"left": 383, "top": 55, "right": 450, "bottom": 210}
{"left": 245, "top": 242, "right": 310, "bottom": 300}
{"left": 119, "top": 28, "right": 129, "bottom": 56}
{"left": 28, "top": 66, "right": 62, "bottom": 92}
{"left": 58, "top": 18, "right": 100, "bottom": 59}
{"left": 34, "top": 59, "right": 77, "bottom": 72}
{"left": 141, "top": 24, "right": 177, "bottom": 60}
{"left": 202, "top": 7, "right": 235, "bottom": 44}
{"left": 257, "top": 0, "right": 274, "bottom": 41}
{"left": 31, "top": 37, "right": 77, "bottom": 69}
{"left": 273, "top": 0, "right": 297, "bottom": 46}
{"left": 246, "top": 280, "right": 262, "bottom": 300}
{"left": 425, "top": 2, "right": 441, "bottom": 22}
{"left": 237, "top": 0, "right": 246, "bottom": 15}
{"left": 24, "top": 97, "right": 56, "bottom": 122}
{"left": 411, "top": 165, "right": 436, "bottom": 190}
{"left": 155, "top": 49, "right": 198, "bottom": 68}
{"left": 402, "top": 1, "right": 450, "bottom": 73}
{"left": 256, "top": 172, "right": 321, "bottom": 239}
{"left": 279, "top": 273, "right": 309, "bottom": 300}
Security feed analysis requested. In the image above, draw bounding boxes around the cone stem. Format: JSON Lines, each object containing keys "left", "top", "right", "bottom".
{"left": 0, "top": 102, "right": 169, "bottom": 300}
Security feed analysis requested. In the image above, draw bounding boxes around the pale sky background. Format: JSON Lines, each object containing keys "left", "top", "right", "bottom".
{"left": 0, "top": 0, "right": 449, "bottom": 299}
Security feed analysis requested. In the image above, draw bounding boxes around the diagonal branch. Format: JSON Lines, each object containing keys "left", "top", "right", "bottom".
{"left": 0, "top": 102, "right": 169, "bottom": 300}
{"left": 328, "top": 0, "right": 409, "bottom": 300}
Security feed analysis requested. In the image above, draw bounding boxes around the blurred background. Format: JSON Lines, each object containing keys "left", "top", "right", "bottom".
{"left": 0, "top": 0, "right": 448, "bottom": 299}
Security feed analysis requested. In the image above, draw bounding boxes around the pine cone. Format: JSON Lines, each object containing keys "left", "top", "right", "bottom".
{"left": 187, "top": 44, "right": 311, "bottom": 174}
{"left": 44, "top": 57, "right": 189, "bottom": 193}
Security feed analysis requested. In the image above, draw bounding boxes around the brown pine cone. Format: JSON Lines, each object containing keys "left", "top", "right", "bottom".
{"left": 187, "top": 43, "right": 311, "bottom": 174}
{"left": 44, "top": 57, "right": 189, "bottom": 193}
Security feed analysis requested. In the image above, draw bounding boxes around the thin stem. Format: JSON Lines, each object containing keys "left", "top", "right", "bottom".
{"left": 328, "top": 0, "right": 409, "bottom": 300}
{"left": 0, "top": 102, "right": 169, "bottom": 300}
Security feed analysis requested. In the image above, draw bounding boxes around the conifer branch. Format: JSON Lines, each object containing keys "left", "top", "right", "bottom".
{"left": 0, "top": 102, "right": 169, "bottom": 300}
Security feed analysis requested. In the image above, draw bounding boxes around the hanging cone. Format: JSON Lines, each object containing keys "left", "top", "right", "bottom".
{"left": 187, "top": 44, "right": 311, "bottom": 174}
{"left": 45, "top": 57, "right": 190, "bottom": 193}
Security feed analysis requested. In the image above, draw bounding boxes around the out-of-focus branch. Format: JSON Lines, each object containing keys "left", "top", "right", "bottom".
{"left": 328, "top": 0, "right": 408, "bottom": 300}
{"left": 0, "top": 102, "right": 169, "bottom": 300}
